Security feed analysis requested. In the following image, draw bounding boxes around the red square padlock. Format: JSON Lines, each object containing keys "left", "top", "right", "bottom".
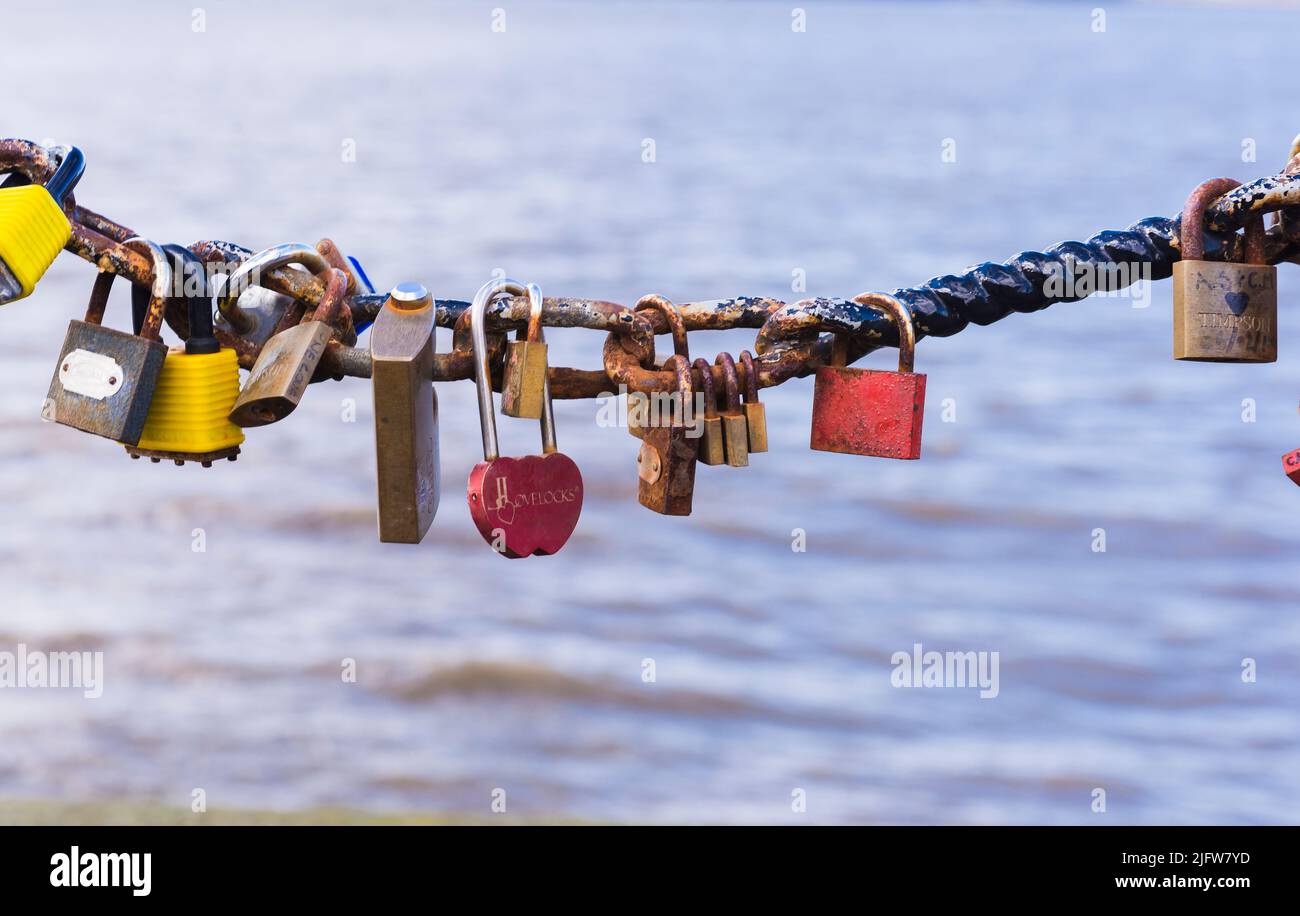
{"left": 811, "top": 365, "right": 926, "bottom": 459}
{"left": 809, "top": 293, "right": 925, "bottom": 460}
{"left": 1283, "top": 448, "right": 1300, "bottom": 486}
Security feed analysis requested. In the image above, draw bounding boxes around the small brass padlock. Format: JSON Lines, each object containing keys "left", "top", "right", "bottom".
{"left": 1173, "top": 177, "right": 1277, "bottom": 363}
{"left": 0, "top": 145, "right": 82, "bottom": 304}
{"left": 501, "top": 288, "right": 548, "bottom": 419}
{"left": 638, "top": 354, "right": 699, "bottom": 516}
{"left": 716, "top": 352, "right": 749, "bottom": 468}
{"left": 229, "top": 266, "right": 349, "bottom": 427}
{"left": 466, "top": 279, "right": 583, "bottom": 558}
{"left": 810, "top": 292, "right": 926, "bottom": 460}
{"left": 44, "top": 237, "right": 171, "bottom": 446}
{"left": 692, "top": 357, "right": 725, "bottom": 466}
{"left": 371, "top": 282, "right": 440, "bottom": 544}
{"left": 739, "top": 350, "right": 767, "bottom": 454}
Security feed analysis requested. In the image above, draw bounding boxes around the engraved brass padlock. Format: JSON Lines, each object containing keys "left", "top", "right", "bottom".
{"left": 371, "top": 282, "right": 440, "bottom": 544}
{"left": 500, "top": 287, "right": 548, "bottom": 419}
{"left": 1173, "top": 177, "right": 1277, "bottom": 363}
{"left": 44, "top": 237, "right": 171, "bottom": 445}
{"left": 638, "top": 354, "right": 699, "bottom": 516}
{"left": 810, "top": 292, "right": 926, "bottom": 459}
{"left": 715, "top": 352, "right": 749, "bottom": 467}
{"left": 229, "top": 266, "right": 349, "bottom": 427}
{"left": 739, "top": 349, "right": 767, "bottom": 454}
{"left": 693, "top": 357, "right": 725, "bottom": 466}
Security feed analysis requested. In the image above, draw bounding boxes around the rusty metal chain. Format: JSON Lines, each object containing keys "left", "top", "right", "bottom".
{"left": 6, "top": 137, "right": 1300, "bottom": 401}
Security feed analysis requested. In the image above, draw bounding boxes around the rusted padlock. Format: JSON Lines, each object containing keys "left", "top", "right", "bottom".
{"left": 739, "top": 350, "right": 768, "bottom": 453}
{"left": 637, "top": 354, "right": 699, "bottom": 516}
{"left": 228, "top": 267, "right": 349, "bottom": 427}
{"left": 810, "top": 292, "right": 926, "bottom": 459}
{"left": 715, "top": 352, "right": 749, "bottom": 467}
{"left": 500, "top": 287, "right": 548, "bottom": 419}
{"left": 371, "top": 282, "right": 439, "bottom": 544}
{"left": 1173, "top": 178, "right": 1277, "bottom": 363}
{"left": 629, "top": 294, "right": 690, "bottom": 439}
{"left": 693, "top": 357, "right": 725, "bottom": 466}
{"left": 44, "top": 238, "right": 171, "bottom": 446}
{"left": 466, "top": 279, "right": 583, "bottom": 558}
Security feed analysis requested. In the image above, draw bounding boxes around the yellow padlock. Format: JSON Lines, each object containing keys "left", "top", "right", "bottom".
{"left": 126, "top": 245, "right": 244, "bottom": 466}
{"left": 0, "top": 147, "right": 83, "bottom": 304}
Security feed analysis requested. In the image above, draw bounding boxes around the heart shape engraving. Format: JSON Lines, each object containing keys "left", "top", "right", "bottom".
{"left": 1224, "top": 291, "right": 1250, "bottom": 316}
{"left": 467, "top": 452, "right": 583, "bottom": 558}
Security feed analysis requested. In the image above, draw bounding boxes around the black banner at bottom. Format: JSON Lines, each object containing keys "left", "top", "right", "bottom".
{"left": 0, "top": 826, "right": 1284, "bottom": 900}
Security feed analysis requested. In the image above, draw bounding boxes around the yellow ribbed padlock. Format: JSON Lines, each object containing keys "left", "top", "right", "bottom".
{"left": 130, "top": 347, "right": 245, "bottom": 465}
{"left": 0, "top": 147, "right": 82, "bottom": 304}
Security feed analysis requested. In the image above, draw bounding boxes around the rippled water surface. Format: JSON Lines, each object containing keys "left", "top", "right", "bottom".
{"left": 2, "top": 0, "right": 1299, "bottom": 824}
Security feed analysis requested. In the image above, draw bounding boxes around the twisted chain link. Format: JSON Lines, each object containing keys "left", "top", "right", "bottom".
{"left": 6, "top": 138, "right": 1300, "bottom": 401}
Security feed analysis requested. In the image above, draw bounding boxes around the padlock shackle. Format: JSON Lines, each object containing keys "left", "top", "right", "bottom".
{"left": 470, "top": 278, "right": 557, "bottom": 462}
{"left": 121, "top": 237, "right": 173, "bottom": 342}
{"left": 163, "top": 243, "right": 219, "bottom": 355}
{"left": 215, "top": 243, "right": 331, "bottom": 335}
{"left": 43, "top": 145, "right": 85, "bottom": 205}
{"left": 692, "top": 357, "right": 717, "bottom": 419}
{"left": 851, "top": 292, "right": 916, "bottom": 374}
{"left": 308, "top": 267, "right": 349, "bottom": 326}
{"left": 739, "top": 350, "right": 761, "bottom": 403}
{"left": 634, "top": 294, "right": 689, "bottom": 364}
{"left": 714, "top": 351, "right": 741, "bottom": 412}
{"left": 1178, "top": 177, "right": 1270, "bottom": 263}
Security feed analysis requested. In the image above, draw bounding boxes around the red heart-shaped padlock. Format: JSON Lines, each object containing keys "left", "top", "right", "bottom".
{"left": 467, "top": 452, "right": 584, "bottom": 557}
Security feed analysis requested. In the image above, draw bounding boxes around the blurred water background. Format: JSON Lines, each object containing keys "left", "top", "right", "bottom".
{"left": 1, "top": 0, "right": 1298, "bottom": 825}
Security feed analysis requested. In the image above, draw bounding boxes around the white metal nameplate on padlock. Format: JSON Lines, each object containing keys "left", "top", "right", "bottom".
{"left": 58, "top": 349, "right": 125, "bottom": 400}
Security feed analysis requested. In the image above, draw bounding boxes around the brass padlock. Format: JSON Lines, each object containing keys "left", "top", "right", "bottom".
{"left": 229, "top": 267, "right": 349, "bottom": 427}
{"left": 638, "top": 355, "right": 699, "bottom": 516}
{"left": 715, "top": 352, "right": 749, "bottom": 467}
{"left": 44, "top": 237, "right": 171, "bottom": 445}
{"left": 1173, "top": 177, "right": 1277, "bottom": 363}
{"left": 371, "top": 282, "right": 440, "bottom": 544}
{"left": 692, "top": 357, "right": 725, "bottom": 466}
{"left": 739, "top": 349, "right": 767, "bottom": 453}
{"left": 500, "top": 287, "right": 548, "bottom": 419}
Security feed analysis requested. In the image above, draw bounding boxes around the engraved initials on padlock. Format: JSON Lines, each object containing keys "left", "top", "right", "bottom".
{"left": 1173, "top": 177, "right": 1278, "bottom": 363}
